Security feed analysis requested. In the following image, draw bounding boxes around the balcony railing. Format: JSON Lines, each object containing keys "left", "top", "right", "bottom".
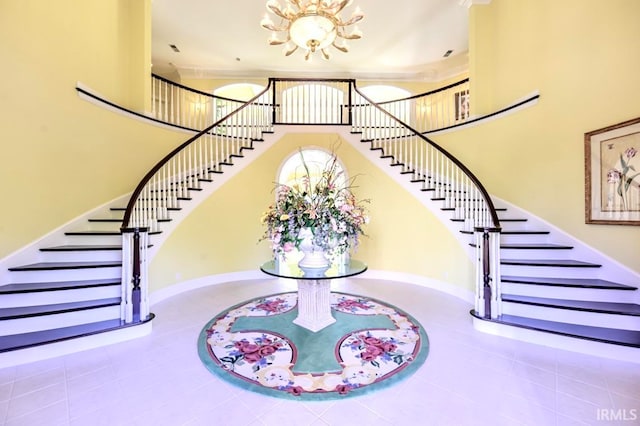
{"left": 150, "top": 74, "right": 471, "bottom": 132}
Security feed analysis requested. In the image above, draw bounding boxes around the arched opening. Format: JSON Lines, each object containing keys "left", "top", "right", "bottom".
{"left": 275, "top": 147, "right": 349, "bottom": 267}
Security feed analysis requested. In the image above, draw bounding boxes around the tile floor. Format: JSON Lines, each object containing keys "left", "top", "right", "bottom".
{"left": 1, "top": 278, "right": 639, "bottom": 426}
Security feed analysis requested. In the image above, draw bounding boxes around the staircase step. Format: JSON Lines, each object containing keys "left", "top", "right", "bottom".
{"left": 501, "top": 243, "right": 572, "bottom": 250}
{"left": 111, "top": 207, "right": 181, "bottom": 212}
{"left": 460, "top": 230, "right": 549, "bottom": 235}
{"left": 66, "top": 230, "right": 120, "bottom": 236}
{"left": 40, "top": 245, "right": 122, "bottom": 252}
{"left": 469, "top": 243, "right": 573, "bottom": 250}
{"left": 502, "top": 275, "right": 637, "bottom": 290}
{"left": 501, "top": 230, "right": 550, "bottom": 235}
{"left": 471, "top": 311, "right": 640, "bottom": 348}
{"left": 8, "top": 261, "right": 121, "bottom": 272}
{"left": 502, "top": 259, "right": 600, "bottom": 267}
{"left": 502, "top": 294, "right": 640, "bottom": 316}
{"left": 0, "top": 297, "right": 121, "bottom": 320}
{"left": 65, "top": 230, "right": 161, "bottom": 236}
{"left": 0, "top": 316, "right": 155, "bottom": 353}
{"left": 0, "top": 279, "right": 120, "bottom": 294}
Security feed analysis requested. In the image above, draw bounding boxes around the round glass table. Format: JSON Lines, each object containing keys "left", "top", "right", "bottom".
{"left": 260, "top": 259, "right": 368, "bottom": 332}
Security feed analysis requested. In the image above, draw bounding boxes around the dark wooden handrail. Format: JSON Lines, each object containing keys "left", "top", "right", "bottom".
{"left": 120, "top": 80, "right": 274, "bottom": 230}
{"left": 352, "top": 81, "right": 501, "bottom": 229}
{"left": 152, "top": 73, "right": 245, "bottom": 103}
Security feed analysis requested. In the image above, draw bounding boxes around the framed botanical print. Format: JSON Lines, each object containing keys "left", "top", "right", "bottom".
{"left": 585, "top": 117, "right": 640, "bottom": 225}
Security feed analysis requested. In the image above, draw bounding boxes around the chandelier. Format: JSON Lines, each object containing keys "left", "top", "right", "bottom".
{"left": 260, "top": 0, "right": 364, "bottom": 61}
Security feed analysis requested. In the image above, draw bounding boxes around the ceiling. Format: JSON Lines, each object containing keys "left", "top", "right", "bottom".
{"left": 151, "top": 0, "right": 471, "bottom": 81}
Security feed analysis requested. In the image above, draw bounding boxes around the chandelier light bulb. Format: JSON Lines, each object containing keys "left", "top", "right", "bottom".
{"left": 260, "top": 0, "right": 364, "bottom": 61}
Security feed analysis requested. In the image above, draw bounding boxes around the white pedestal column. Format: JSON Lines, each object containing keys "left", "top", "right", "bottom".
{"left": 293, "top": 279, "right": 336, "bottom": 332}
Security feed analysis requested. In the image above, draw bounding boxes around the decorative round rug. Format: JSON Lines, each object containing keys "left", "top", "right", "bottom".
{"left": 197, "top": 291, "right": 429, "bottom": 401}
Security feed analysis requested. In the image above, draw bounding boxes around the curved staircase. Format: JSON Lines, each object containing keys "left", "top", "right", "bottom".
{"left": 354, "top": 132, "right": 640, "bottom": 360}
{"left": 2, "top": 77, "right": 639, "bottom": 368}
{"left": 0, "top": 131, "right": 271, "bottom": 366}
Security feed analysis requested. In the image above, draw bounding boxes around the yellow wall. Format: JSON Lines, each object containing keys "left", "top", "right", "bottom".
{"left": 0, "top": 0, "right": 182, "bottom": 258}
{"left": 441, "top": 0, "right": 640, "bottom": 272}
{"left": 2, "top": 0, "right": 637, "bottom": 287}
{"left": 149, "top": 133, "right": 473, "bottom": 291}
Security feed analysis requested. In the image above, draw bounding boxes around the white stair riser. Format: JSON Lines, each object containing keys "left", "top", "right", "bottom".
{"left": 0, "top": 319, "right": 152, "bottom": 368}
{"left": 39, "top": 250, "right": 122, "bottom": 263}
{"left": 83, "top": 222, "right": 122, "bottom": 232}
{"left": 499, "top": 234, "right": 550, "bottom": 244}
{"left": 500, "top": 265, "right": 600, "bottom": 279}
{"left": 7, "top": 267, "right": 121, "bottom": 284}
{"left": 500, "top": 249, "right": 573, "bottom": 260}
{"left": 0, "top": 286, "right": 121, "bottom": 308}
{"left": 501, "top": 283, "right": 636, "bottom": 303}
{"left": 0, "top": 305, "right": 120, "bottom": 336}
{"left": 473, "top": 318, "right": 640, "bottom": 364}
{"left": 502, "top": 302, "right": 640, "bottom": 331}
{"left": 497, "top": 222, "right": 532, "bottom": 232}
{"left": 63, "top": 235, "right": 123, "bottom": 245}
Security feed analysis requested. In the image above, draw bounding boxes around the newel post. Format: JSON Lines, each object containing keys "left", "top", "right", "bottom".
{"left": 474, "top": 227, "right": 502, "bottom": 319}
{"left": 121, "top": 227, "right": 150, "bottom": 323}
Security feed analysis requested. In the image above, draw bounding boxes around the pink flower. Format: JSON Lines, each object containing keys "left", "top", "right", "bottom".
{"left": 608, "top": 169, "right": 621, "bottom": 183}
{"left": 288, "top": 386, "right": 304, "bottom": 396}
{"left": 258, "top": 345, "right": 278, "bottom": 357}
{"left": 625, "top": 147, "right": 637, "bottom": 159}
{"left": 239, "top": 343, "right": 260, "bottom": 354}
{"left": 243, "top": 352, "right": 263, "bottom": 363}
{"left": 364, "top": 345, "right": 383, "bottom": 356}
{"left": 360, "top": 351, "right": 377, "bottom": 361}
{"left": 363, "top": 336, "right": 383, "bottom": 346}
{"left": 336, "top": 384, "right": 350, "bottom": 394}
{"left": 282, "top": 241, "right": 295, "bottom": 252}
{"left": 381, "top": 342, "right": 397, "bottom": 353}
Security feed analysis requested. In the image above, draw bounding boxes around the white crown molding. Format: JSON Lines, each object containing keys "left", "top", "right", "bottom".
{"left": 459, "top": 0, "right": 492, "bottom": 8}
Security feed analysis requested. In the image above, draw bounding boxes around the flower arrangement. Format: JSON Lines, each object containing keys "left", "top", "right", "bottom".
{"left": 260, "top": 149, "right": 369, "bottom": 260}
{"left": 607, "top": 147, "right": 639, "bottom": 211}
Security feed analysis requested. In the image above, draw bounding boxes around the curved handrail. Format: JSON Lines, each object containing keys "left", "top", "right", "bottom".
{"left": 423, "top": 92, "right": 540, "bottom": 134}
{"left": 76, "top": 85, "right": 198, "bottom": 133}
{"left": 375, "top": 78, "right": 469, "bottom": 105}
{"left": 121, "top": 80, "right": 274, "bottom": 230}
{"left": 152, "top": 73, "right": 250, "bottom": 103}
{"left": 351, "top": 81, "right": 500, "bottom": 229}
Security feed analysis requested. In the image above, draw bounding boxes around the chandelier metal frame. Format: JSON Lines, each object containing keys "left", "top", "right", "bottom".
{"left": 260, "top": 0, "right": 364, "bottom": 61}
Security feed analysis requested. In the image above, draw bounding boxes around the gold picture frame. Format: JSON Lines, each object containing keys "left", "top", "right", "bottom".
{"left": 585, "top": 117, "right": 640, "bottom": 225}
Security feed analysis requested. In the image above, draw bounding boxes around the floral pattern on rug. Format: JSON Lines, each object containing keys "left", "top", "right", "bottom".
{"left": 201, "top": 292, "right": 425, "bottom": 399}
{"left": 244, "top": 293, "right": 297, "bottom": 316}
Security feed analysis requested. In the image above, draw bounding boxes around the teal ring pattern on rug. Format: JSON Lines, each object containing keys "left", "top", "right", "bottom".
{"left": 197, "top": 291, "right": 429, "bottom": 401}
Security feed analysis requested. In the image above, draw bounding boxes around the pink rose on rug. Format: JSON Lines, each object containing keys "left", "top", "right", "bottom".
{"left": 255, "top": 298, "right": 287, "bottom": 314}
{"left": 363, "top": 336, "right": 383, "bottom": 346}
{"left": 258, "top": 344, "right": 279, "bottom": 357}
{"left": 233, "top": 337, "right": 284, "bottom": 364}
